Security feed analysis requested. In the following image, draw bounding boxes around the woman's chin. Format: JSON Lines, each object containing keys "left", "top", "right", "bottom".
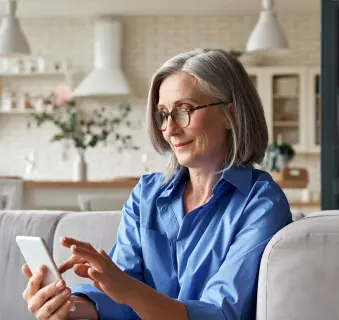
{"left": 176, "top": 155, "right": 196, "bottom": 168}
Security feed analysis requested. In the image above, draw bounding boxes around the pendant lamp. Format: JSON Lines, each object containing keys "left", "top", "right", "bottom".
{"left": 246, "top": 0, "right": 288, "bottom": 53}
{"left": 0, "top": 0, "right": 30, "bottom": 56}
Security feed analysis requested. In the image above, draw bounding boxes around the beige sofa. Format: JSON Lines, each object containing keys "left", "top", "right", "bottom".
{"left": 1, "top": 210, "right": 338, "bottom": 320}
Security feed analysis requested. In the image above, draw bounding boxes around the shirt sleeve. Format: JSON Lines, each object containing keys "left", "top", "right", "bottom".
{"left": 181, "top": 182, "right": 292, "bottom": 320}
{"left": 71, "top": 177, "right": 144, "bottom": 320}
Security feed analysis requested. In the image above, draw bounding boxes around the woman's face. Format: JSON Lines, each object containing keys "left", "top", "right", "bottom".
{"left": 158, "top": 71, "right": 229, "bottom": 169}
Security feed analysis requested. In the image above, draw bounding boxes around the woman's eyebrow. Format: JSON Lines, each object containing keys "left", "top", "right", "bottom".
{"left": 157, "top": 98, "right": 199, "bottom": 109}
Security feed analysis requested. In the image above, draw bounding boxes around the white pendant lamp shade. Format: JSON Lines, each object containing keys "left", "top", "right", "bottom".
{"left": 0, "top": 1, "right": 30, "bottom": 56}
{"left": 246, "top": 0, "right": 288, "bottom": 53}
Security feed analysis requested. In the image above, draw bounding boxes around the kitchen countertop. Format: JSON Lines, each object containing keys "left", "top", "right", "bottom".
{"left": 23, "top": 177, "right": 140, "bottom": 189}
{"left": 23, "top": 178, "right": 320, "bottom": 208}
{"left": 288, "top": 200, "right": 320, "bottom": 207}
{"left": 23, "top": 177, "right": 308, "bottom": 189}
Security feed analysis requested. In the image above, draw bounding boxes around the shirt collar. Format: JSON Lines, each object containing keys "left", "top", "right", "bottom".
{"left": 158, "top": 169, "right": 186, "bottom": 200}
{"left": 159, "top": 166, "right": 253, "bottom": 199}
{"left": 220, "top": 166, "right": 253, "bottom": 195}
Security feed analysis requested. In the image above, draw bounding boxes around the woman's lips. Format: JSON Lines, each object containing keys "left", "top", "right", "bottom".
{"left": 174, "top": 140, "right": 193, "bottom": 148}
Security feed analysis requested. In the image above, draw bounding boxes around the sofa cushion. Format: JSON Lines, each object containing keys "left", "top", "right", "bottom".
{"left": 0, "top": 210, "right": 68, "bottom": 320}
{"left": 256, "top": 212, "right": 339, "bottom": 320}
{"left": 53, "top": 211, "right": 122, "bottom": 286}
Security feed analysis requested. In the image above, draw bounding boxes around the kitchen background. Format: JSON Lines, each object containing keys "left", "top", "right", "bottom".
{"left": 0, "top": 10, "right": 320, "bottom": 201}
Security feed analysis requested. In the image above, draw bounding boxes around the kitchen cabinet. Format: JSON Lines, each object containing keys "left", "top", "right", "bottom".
{"left": 246, "top": 66, "right": 320, "bottom": 154}
{"left": 306, "top": 66, "right": 321, "bottom": 153}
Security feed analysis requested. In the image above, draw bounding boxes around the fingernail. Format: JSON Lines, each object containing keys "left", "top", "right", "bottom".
{"left": 62, "top": 289, "right": 70, "bottom": 296}
{"left": 56, "top": 280, "right": 64, "bottom": 289}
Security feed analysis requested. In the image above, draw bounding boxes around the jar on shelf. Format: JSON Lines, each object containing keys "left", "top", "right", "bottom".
{"left": 0, "top": 58, "right": 10, "bottom": 73}
{"left": 24, "top": 59, "right": 37, "bottom": 73}
{"left": 18, "top": 92, "right": 32, "bottom": 109}
{"left": 61, "top": 59, "right": 69, "bottom": 72}
{"left": 11, "top": 59, "right": 25, "bottom": 73}
{"left": 11, "top": 92, "right": 17, "bottom": 108}
{"left": 1, "top": 91, "right": 13, "bottom": 110}
{"left": 37, "top": 57, "right": 45, "bottom": 73}
{"left": 54, "top": 61, "right": 61, "bottom": 72}
{"left": 32, "top": 96, "right": 44, "bottom": 112}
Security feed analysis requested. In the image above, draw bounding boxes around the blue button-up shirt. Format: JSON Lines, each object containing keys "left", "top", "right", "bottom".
{"left": 72, "top": 166, "right": 292, "bottom": 319}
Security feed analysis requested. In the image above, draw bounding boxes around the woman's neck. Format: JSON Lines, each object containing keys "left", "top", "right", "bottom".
{"left": 183, "top": 165, "right": 223, "bottom": 211}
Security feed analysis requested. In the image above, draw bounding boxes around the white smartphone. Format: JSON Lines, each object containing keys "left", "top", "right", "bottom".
{"left": 16, "top": 236, "right": 62, "bottom": 287}
{"left": 16, "top": 236, "right": 76, "bottom": 312}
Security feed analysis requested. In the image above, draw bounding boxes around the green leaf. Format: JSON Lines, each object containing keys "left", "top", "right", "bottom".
{"left": 51, "top": 134, "right": 65, "bottom": 142}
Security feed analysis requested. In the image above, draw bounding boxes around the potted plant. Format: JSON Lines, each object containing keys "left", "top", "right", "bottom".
{"left": 28, "top": 85, "right": 139, "bottom": 181}
{"left": 265, "top": 134, "right": 295, "bottom": 172}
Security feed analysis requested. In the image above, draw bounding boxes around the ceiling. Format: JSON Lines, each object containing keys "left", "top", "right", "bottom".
{"left": 0, "top": 0, "right": 320, "bottom": 17}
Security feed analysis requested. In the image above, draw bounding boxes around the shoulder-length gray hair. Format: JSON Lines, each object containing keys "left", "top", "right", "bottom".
{"left": 147, "top": 48, "right": 268, "bottom": 182}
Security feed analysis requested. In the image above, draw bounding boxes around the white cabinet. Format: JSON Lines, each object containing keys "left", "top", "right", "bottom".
{"left": 246, "top": 66, "right": 320, "bottom": 154}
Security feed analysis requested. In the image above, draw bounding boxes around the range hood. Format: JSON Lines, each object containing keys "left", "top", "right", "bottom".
{"left": 72, "top": 18, "right": 130, "bottom": 97}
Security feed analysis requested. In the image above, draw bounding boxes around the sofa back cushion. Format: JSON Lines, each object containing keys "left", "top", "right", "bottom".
{"left": 0, "top": 210, "right": 68, "bottom": 320}
{"left": 257, "top": 212, "right": 339, "bottom": 320}
{"left": 53, "top": 211, "right": 122, "bottom": 285}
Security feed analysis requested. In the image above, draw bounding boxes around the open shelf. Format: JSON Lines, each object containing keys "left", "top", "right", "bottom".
{"left": 0, "top": 108, "right": 52, "bottom": 114}
{"left": 273, "top": 121, "right": 299, "bottom": 127}
{"left": 273, "top": 94, "right": 299, "bottom": 99}
{"left": 0, "top": 71, "right": 70, "bottom": 77}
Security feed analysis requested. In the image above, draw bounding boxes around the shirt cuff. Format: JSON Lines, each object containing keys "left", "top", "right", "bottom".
{"left": 181, "top": 300, "right": 225, "bottom": 320}
{"left": 72, "top": 284, "right": 139, "bottom": 320}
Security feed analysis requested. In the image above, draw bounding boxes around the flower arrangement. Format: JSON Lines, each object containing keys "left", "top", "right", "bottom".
{"left": 28, "top": 85, "right": 139, "bottom": 154}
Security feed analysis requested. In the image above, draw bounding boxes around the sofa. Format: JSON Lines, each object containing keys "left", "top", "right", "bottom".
{"left": 1, "top": 209, "right": 339, "bottom": 320}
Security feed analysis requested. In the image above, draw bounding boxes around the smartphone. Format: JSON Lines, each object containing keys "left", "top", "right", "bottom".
{"left": 16, "top": 236, "right": 76, "bottom": 312}
{"left": 16, "top": 236, "right": 63, "bottom": 287}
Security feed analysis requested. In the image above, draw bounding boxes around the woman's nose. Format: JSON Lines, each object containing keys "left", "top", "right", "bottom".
{"left": 165, "top": 116, "right": 181, "bottom": 136}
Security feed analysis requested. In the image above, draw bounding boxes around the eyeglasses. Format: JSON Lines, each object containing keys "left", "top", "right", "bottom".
{"left": 155, "top": 102, "right": 226, "bottom": 131}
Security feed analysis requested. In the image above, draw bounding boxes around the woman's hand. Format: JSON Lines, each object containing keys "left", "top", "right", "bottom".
{"left": 62, "top": 237, "right": 133, "bottom": 305}
{"left": 22, "top": 264, "right": 73, "bottom": 319}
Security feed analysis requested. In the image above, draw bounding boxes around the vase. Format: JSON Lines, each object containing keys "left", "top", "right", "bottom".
{"left": 73, "top": 149, "right": 87, "bottom": 181}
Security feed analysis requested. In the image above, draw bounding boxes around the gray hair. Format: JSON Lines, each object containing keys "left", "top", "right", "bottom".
{"left": 146, "top": 48, "right": 268, "bottom": 182}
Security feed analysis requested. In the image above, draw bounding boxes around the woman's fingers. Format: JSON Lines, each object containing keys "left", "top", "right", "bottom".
{"left": 49, "top": 300, "right": 73, "bottom": 320}
{"left": 61, "top": 237, "right": 94, "bottom": 251}
{"left": 57, "top": 254, "right": 86, "bottom": 274}
{"left": 88, "top": 268, "right": 103, "bottom": 281}
{"left": 92, "top": 279, "right": 104, "bottom": 292}
{"left": 73, "top": 263, "right": 91, "bottom": 279}
{"left": 22, "top": 263, "right": 33, "bottom": 279}
{"left": 71, "top": 245, "right": 103, "bottom": 271}
{"left": 27, "top": 279, "right": 66, "bottom": 314}
{"left": 48, "top": 300, "right": 73, "bottom": 320}
{"left": 34, "top": 287, "right": 71, "bottom": 319}
{"left": 23, "top": 266, "right": 46, "bottom": 301}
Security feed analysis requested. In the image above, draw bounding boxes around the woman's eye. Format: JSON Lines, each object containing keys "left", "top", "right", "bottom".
{"left": 177, "top": 108, "right": 188, "bottom": 114}
{"left": 180, "top": 103, "right": 192, "bottom": 109}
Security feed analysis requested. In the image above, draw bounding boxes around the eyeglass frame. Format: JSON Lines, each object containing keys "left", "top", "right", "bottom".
{"left": 155, "top": 101, "right": 228, "bottom": 131}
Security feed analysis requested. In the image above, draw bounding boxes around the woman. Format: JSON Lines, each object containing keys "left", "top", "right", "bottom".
{"left": 22, "top": 48, "right": 292, "bottom": 320}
